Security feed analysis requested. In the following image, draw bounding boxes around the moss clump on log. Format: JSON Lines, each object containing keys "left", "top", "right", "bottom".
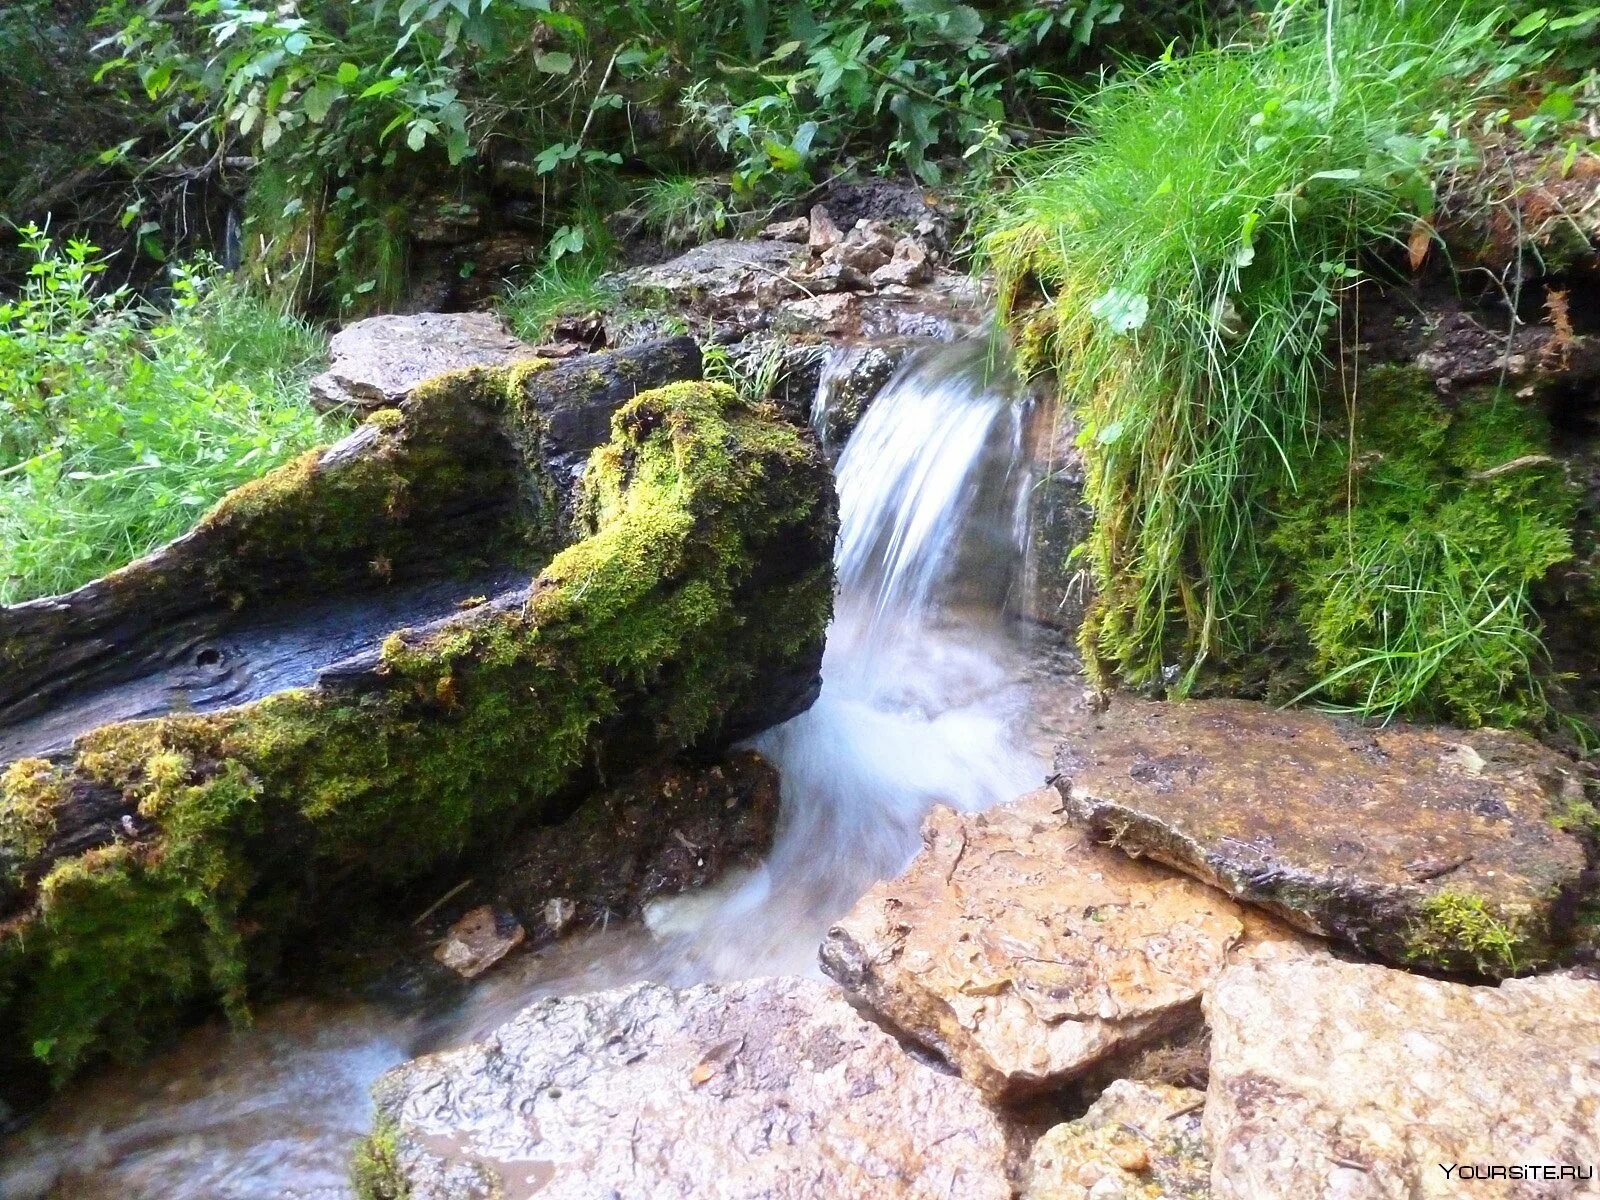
{"left": 0, "top": 378, "right": 833, "bottom": 1089}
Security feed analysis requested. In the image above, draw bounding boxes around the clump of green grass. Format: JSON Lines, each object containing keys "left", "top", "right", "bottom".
{"left": 983, "top": 0, "right": 1490, "bottom": 696}
{"left": 0, "top": 226, "right": 338, "bottom": 604}
{"left": 499, "top": 255, "right": 615, "bottom": 344}
{"left": 635, "top": 174, "right": 733, "bottom": 248}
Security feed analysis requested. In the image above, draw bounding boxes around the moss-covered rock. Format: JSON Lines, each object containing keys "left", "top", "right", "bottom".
{"left": 1270, "top": 364, "right": 1578, "bottom": 727}
{"left": 0, "top": 376, "right": 834, "bottom": 1098}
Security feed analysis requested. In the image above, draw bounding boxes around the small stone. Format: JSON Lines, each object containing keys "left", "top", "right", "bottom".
{"left": 1110, "top": 1146, "right": 1149, "bottom": 1174}
{"left": 761, "top": 216, "right": 810, "bottom": 242}
{"left": 808, "top": 204, "right": 843, "bottom": 252}
{"left": 542, "top": 896, "right": 577, "bottom": 936}
{"left": 432, "top": 905, "right": 525, "bottom": 979}
{"left": 1087, "top": 1179, "right": 1126, "bottom": 1200}
{"left": 870, "top": 238, "right": 930, "bottom": 287}
{"left": 1024, "top": 1080, "right": 1209, "bottom": 1200}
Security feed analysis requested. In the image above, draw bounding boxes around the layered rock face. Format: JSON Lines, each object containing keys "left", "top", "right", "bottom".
{"left": 0, "top": 357, "right": 835, "bottom": 1098}
{"left": 1053, "top": 698, "right": 1592, "bottom": 976}
{"left": 361, "top": 977, "right": 1013, "bottom": 1200}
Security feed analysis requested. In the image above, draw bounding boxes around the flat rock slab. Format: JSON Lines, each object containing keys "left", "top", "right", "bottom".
{"left": 1053, "top": 698, "right": 1590, "bottom": 976}
{"left": 310, "top": 312, "right": 541, "bottom": 411}
{"left": 1023, "top": 1080, "right": 1210, "bottom": 1200}
{"left": 1205, "top": 955, "right": 1600, "bottom": 1200}
{"left": 820, "top": 789, "right": 1245, "bottom": 1101}
{"left": 368, "top": 977, "right": 1012, "bottom": 1200}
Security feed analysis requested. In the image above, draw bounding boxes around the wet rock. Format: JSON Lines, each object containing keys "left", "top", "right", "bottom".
{"left": 1205, "top": 954, "right": 1600, "bottom": 1200}
{"left": 820, "top": 789, "right": 1245, "bottom": 1101}
{"left": 1023, "top": 1080, "right": 1210, "bottom": 1200}
{"left": 432, "top": 906, "right": 524, "bottom": 979}
{"left": 1025, "top": 408, "right": 1094, "bottom": 632}
{"left": 774, "top": 292, "right": 862, "bottom": 336}
{"left": 871, "top": 237, "right": 931, "bottom": 288}
{"left": 467, "top": 750, "right": 781, "bottom": 950}
{"left": 309, "top": 312, "right": 542, "bottom": 412}
{"left": 366, "top": 977, "right": 1013, "bottom": 1200}
{"left": 1054, "top": 698, "right": 1591, "bottom": 977}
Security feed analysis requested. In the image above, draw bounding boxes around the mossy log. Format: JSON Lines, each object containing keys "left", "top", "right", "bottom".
{"left": 0, "top": 357, "right": 835, "bottom": 1099}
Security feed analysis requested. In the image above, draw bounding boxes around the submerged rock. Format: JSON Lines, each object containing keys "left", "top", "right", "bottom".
{"left": 1205, "top": 955, "right": 1600, "bottom": 1200}
{"left": 309, "top": 312, "right": 543, "bottom": 412}
{"left": 0, "top": 361, "right": 835, "bottom": 1099}
{"left": 432, "top": 906, "right": 525, "bottom": 979}
{"left": 1022, "top": 1080, "right": 1210, "bottom": 1200}
{"left": 362, "top": 977, "right": 1012, "bottom": 1200}
{"left": 1054, "top": 698, "right": 1591, "bottom": 977}
{"left": 820, "top": 789, "right": 1245, "bottom": 1101}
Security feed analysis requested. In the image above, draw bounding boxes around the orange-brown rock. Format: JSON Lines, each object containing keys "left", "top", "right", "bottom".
{"left": 819, "top": 789, "right": 1246, "bottom": 1101}
{"left": 1054, "top": 698, "right": 1590, "bottom": 976}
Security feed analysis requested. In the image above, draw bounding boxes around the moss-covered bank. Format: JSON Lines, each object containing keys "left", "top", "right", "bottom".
{"left": 0, "top": 377, "right": 834, "bottom": 1094}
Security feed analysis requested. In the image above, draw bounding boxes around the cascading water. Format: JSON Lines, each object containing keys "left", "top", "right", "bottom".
{"left": 0, "top": 337, "right": 1047, "bottom": 1199}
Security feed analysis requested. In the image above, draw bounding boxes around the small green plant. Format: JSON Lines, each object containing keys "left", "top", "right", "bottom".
{"left": 1407, "top": 891, "right": 1522, "bottom": 975}
{"left": 635, "top": 175, "right": 733, "bottom": 248}
{"left": 499, "top": 255, "right": 615, "bottom": 344}
{"left": 0, "top": 226, "right": 337, "bottom": 603}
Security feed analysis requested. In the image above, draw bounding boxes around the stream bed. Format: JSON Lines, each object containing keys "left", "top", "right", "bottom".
{"left": 0, "top": 339, "right": 1075, "bottom": 1199}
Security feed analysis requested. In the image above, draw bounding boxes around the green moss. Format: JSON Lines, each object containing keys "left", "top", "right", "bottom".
{"left": 1405, "top": 890, "right": 1525, "bottom": 976}
{"left": 1272, "top": 366, "right": 1577, "bottom": 727}
{"left": 350, "top": 1118, "right": 411, "bottom": 1200}
{"left": 0, "top": 758, "right": 63, "bottom": 907}
{"left": 0, "top": 377, "right": 832, "bottom": 1089}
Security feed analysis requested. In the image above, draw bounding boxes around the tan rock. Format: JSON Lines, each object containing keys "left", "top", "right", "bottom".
{"left": 1054, "top": 698, "right": 1590, "bottom": 976}
{"left": 820, "top": 789, "right": 1245, "bottom": 1100}
{"left": 1024, "top": 1080, "right": 1211, "bottom": 1200}
{"left": 432, "top": 905, "right": 524, "bottom": 978}
{"left": 1205, "top": 955, "right": 1600, "bottom": 1200}
{"left": 369, "top": 977, "right": 1012, "bottom": 1200}
{"left": 308, "top": 312, "right": 542, "bottom": 412}
{"left": 808, "top": 203, "right": 843, "bottom": 252}
{"left": 761, "top": 216, "right": 811, "bottom": 242}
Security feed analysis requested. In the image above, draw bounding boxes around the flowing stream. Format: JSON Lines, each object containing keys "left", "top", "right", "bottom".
{"left": 0, "top": 338, "right": 1050, "bottom": 1199}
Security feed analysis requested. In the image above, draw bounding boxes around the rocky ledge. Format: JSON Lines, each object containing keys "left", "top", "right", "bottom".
{"left": 1053, "top": 698, "right": 1594, "bottom": 976}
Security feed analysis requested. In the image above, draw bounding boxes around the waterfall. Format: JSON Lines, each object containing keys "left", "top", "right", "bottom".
{"left": 649, "top": 338, "right": 1046, "bottom": 974}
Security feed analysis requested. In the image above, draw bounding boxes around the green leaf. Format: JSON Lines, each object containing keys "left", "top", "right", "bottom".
{"left": 302, "top": 81, "right": 340, "bottom": 123}
{"left": 360, "top": 77, "right": 404, "bottom": 99}
{"left": 336, "top": 61, "right": 361, "bottom": 85}
{"left": 406, "top": 122, "right": 428, "bottom": 152}
{"left": 535, "top": 50, "right": 575, "bottom": 74}
{"left": 1510, "top": 8, "right": 1548, "bottom": 36}
{"left": 1088, "top": 287, "right": 1149, "bottom": 335}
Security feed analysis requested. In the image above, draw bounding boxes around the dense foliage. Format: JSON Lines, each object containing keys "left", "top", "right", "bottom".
{"left": 84, "top": 0, "right": 1216, "bottom": 307}
{"left": 0, "top": 227, "right": 335, "bottom": 602}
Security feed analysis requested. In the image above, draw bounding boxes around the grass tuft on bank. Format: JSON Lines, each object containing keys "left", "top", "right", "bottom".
{"left": 984, "top": 0, "right": 1580, "bottom": 726}
{"left": 0, "top": 227, "right": 338, "bottom": 604}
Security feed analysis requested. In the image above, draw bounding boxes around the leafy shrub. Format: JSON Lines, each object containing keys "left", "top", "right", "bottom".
{"left": 93, "top": 0, "right": 1215, "bottom": 309}
{"left": 0, "top": 226, "right": 337, "bottom": 603}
